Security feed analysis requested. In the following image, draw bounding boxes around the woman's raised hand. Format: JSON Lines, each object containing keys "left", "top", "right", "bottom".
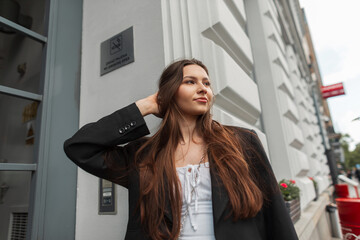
{"left": 135, "top": 92, "right": 160, "bottom": 117}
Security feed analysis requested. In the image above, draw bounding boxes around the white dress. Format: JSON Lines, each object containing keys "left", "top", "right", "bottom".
{"left": 176, "top": 162, "right": 216, "bottom": 240}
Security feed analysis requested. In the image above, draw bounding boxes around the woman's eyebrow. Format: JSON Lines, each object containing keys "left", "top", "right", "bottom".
{"left": 183, "top": 75, "right": 209, "bottom": 80}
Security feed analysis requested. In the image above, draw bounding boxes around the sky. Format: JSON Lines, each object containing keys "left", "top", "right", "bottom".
{"left": 299, "top": 0, "right": 360, "bottom": 150}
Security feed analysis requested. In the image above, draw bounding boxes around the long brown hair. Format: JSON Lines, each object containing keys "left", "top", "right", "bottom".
{"left": 135, "top": 59, "right": 265, "bottom": 239}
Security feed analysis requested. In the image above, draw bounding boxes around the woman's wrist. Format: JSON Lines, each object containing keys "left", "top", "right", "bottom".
{"left": 135, "top": 99, "right": 151, "bottom": 116}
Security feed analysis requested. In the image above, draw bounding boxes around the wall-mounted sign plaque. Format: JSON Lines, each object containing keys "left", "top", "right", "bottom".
{"left": 100, "top": 27, "right": 134, "bottom": 76}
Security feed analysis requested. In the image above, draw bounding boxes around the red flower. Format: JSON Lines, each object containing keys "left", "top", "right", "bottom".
{"left": 309, "top": 177, "right": 313, "bottom": 181}
{"left": 290, "top": 180, "right": 296, "bottom": 184}
{"left": 280, "top": 183, "right": 288, "bottom": 188}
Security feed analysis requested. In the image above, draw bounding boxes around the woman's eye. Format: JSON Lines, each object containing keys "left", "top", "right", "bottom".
{"left": 204, "top": 82, "right": 211, "bottom": 86}
{"left": 185, "top": 80, "right": 195, "bottom": 84}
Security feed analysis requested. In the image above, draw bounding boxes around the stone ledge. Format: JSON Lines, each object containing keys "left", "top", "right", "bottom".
{"left": 294, "top": 186, "right": 334, "bottom": 239}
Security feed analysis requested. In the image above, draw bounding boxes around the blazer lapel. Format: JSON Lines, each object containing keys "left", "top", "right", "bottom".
{"left": 164, "top": 177, "right": 173, "bottom": 223}
{"left": 164, "top": 199, "right": 173, "bottom": 223}
{"left": 209, "top": 153, "right": 229, "bottom": 225}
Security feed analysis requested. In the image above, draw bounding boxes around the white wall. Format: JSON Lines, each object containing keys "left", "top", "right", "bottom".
{"left": 243, "top": 0, "right": 331, "bottom": 209}
{"left": 77, "top": 0, "right": 164, "bottom": 239}
{"left": 161, "top": 0, "right": 267, "bottom": 143}
{"left": 245, "top": 0, "right": 298, "bottom": 179}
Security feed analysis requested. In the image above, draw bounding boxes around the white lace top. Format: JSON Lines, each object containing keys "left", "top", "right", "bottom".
{"left": 176, "top": 162, "right": 216, "bottom": 239}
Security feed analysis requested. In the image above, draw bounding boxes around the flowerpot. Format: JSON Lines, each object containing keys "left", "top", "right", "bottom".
{"left": 285, "top": 198, "right": 301, "bottom": 224}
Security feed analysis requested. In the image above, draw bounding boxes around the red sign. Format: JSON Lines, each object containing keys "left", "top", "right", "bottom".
{"left": 321, "top": 83, "right": 345, "bottom": 99}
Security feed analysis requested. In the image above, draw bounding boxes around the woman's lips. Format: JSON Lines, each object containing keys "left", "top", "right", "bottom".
{"left": 194, "top": 98, "right": 208, "bottom": 103}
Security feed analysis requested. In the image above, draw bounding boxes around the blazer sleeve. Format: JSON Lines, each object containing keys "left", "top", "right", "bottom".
{"left": 250, "top": 130, "right": 299, "bottom": 240}
{"left": 63, "top": 103, "right": 150, "bottom": 188}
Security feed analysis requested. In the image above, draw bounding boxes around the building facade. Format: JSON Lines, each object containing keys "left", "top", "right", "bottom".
{"left": 0, "top": 0, "right": 336, "bottom": 239}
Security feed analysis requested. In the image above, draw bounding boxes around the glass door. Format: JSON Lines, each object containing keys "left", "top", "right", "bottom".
{"left": 0, "top": 0, "right": 48, "bottom": 239}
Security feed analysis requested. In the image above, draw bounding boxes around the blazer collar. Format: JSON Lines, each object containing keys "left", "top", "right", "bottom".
{"left": 209, "top": 153, "right": 229, "bottom": 224}
{"left": 163, "top": 152, "right": 229, "bottom": 225}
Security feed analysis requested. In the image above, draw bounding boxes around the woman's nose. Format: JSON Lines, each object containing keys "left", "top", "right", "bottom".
{"left": 198, "top": 83, "right": 207, "bottom": 94}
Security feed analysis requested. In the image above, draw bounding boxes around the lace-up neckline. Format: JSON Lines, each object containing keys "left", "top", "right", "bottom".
{"left": 176, "top": 162, "right": 211, "bottom": 232}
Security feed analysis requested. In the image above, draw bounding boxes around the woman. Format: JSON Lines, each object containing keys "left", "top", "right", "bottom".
{"left": 64, "top": 59, "right": 298, "bottom": 240}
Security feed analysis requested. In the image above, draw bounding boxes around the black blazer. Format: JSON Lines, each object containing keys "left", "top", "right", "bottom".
{"left": 64, "top": 103, "right": 298, "bottom": 240}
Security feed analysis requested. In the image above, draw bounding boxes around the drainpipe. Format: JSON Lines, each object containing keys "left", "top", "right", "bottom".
{"left": 311, "top": 84, "right": 338, "bottom": 185}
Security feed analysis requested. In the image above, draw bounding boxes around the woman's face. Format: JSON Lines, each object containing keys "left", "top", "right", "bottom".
{"left": 175, "top": 64, "right": 213, "bottom": 119}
